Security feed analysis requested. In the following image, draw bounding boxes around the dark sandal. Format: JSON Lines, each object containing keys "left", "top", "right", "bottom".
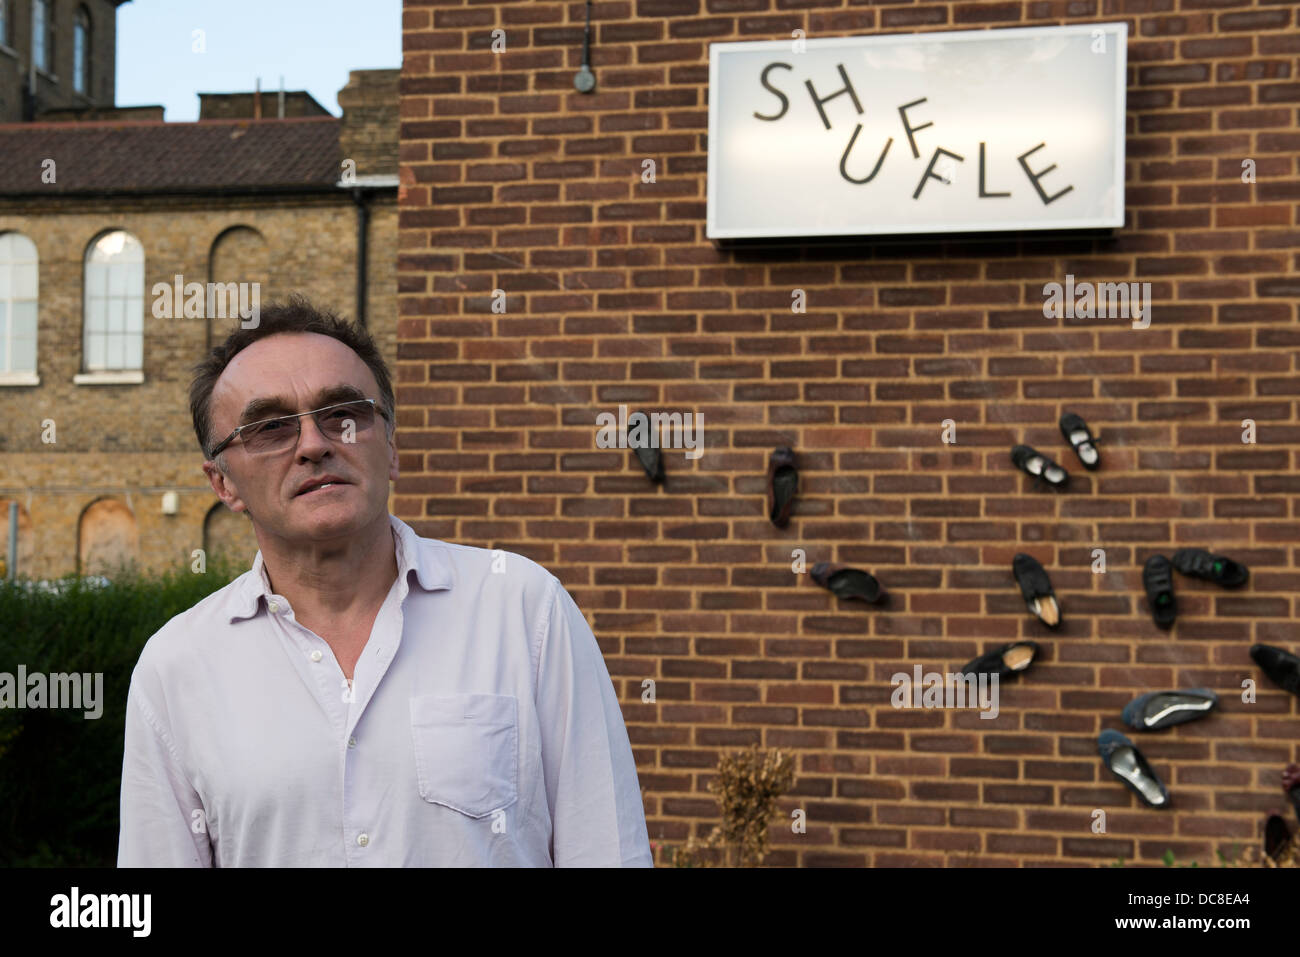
{"left": 1250, "top": 644, "right": 1300, "bottom": 697}
{"left": 1098, "top": 730, "right": 1170, "bottom": 809}
{"left": 1142, "top": 554, "right": 1176, "bottom": 629}
{"left": 959, "top": 640, "right": 1040, "bottom": 680}
{"left": 1010, "top": 444, "right": 1068, "bottom": 489}
{"left": 1012, "top": 553, "right": 1061, "bottom": 628}
{"left": 767, "top": 447, "right": 797, "bottom": 528}
{"left": 811, "top": 562, "right": 883, "bottom": 604}
{"left": 1172, "top": 547, "right": 1249, "bottom": 588}
{"left": 1059, "top": 411, "right": 1100, "bottom": 470}
{"left": 1122, "top": 688, "right": 1217, "bottom": 731}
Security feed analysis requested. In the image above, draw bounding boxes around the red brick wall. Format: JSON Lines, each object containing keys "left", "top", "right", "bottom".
{"left": 398, "top": 0, "right": 1300, "bottom": 866}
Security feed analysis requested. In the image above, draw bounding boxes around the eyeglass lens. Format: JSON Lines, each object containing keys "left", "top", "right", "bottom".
{"left": 243, "top": 400, "right": 377, "bottom": 453}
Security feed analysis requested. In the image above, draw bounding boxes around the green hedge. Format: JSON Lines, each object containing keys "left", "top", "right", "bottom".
{"left": 0, "top": 556, "right": 244, "bottom": 866}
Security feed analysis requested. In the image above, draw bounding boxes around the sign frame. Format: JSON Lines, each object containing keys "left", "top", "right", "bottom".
{"left": 706, "top": 22, "right": 1129, "bottom": 241}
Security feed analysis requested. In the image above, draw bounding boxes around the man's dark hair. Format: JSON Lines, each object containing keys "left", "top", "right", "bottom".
{"left": 189, "top": 295, "right": 396, "bottom": 465}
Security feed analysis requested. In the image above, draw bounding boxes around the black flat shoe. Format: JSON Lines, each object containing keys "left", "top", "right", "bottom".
{"left": 1010, "top": 444, "right": 1068, "bottom": 489}
{"left": 959, "top": 640, "right": 1040, "bottom": 680}
{"left": 1122, "top": 688, "right": 1217, "bottom": 731}
{"left": 1098, "top": 729, "right": 1170, "bottom": 809}
{"left": 1143, "top": 554, "right": 1176, "bottom": 629}
{"left": 1283, "top": 764, "right": 1300, "bottom": 819}
{"left": 1172, "top": 547, "right": 1249, "bottom": 589}
{"left": 1059, "top": 411, "right": 1100, "bottom": 470}
{"left": 767, "top": 447, "right": 797, "bottom": 528}
{"left": 811, "top": 562, "right": 883, "bottom": 604}
{"left": 1250, "top": 644, "right": 1300, "bottom": 697}
{"left": 1012, "top": 553, "right": 1061, "bottom": 628}
{"left": 1265, "top": 813, "right": 1293, "bottom": 863}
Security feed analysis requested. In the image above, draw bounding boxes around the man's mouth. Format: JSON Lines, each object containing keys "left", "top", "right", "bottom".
{"left": 295, "top": 478, "right": 350, "bottom": 497}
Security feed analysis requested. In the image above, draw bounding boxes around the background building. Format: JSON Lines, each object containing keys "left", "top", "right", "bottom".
{"left": 0, "top": 43, "right": 399, "bottom": 576}
{"left": 398, "top": 1, "right": 1300, "bottom": 866}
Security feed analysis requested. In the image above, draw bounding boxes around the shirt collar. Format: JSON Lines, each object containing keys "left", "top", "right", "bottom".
{"left": 227, "top": 513, "right": 453, "bottom": 623}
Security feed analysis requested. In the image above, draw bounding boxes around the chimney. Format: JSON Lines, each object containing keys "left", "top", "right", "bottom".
{"left": 254, "top": 77, "right": 262, "bottom": 120}
{"left": 336, "top": 69, "right": 399, "bottom": 178}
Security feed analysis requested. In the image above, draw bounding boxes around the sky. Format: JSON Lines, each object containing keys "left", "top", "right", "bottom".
{"left": 115, "top": 0, "right": 401, "bottom": 121}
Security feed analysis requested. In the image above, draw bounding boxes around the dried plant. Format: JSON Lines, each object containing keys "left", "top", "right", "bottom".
{"left": 669, "top": 744, "right": 795, "bottom": 868}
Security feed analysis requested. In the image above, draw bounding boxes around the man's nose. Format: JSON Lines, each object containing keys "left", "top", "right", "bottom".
{"left": 294, "top": 414, "right": 333, "bottom": 458}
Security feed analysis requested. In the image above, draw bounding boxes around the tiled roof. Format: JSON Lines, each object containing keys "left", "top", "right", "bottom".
{"left": 0, "top": 117, "right": 342, "bottom": 195}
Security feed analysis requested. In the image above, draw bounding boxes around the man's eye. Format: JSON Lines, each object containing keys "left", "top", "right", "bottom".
{"left": 257, "top": 420, "right": 291, "bottom": 433}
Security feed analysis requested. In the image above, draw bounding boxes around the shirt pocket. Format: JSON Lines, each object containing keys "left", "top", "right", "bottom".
{"left": 409, "top": 692, "right": 519, "bottom": 819}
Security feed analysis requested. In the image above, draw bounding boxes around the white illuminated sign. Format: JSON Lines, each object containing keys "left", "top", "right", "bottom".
{"left": 707, "top": 23, "right": 1127, "bottom": 239}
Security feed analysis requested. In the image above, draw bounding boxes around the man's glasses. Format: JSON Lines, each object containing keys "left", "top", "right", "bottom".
{"left": 207, "top": 398, "right": 389, "bottom": 459}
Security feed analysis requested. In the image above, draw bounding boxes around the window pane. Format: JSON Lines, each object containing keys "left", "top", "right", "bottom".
{"left": 108, "top": 297, "right": 124, "bottom": 333}
{"left": 125, "top": 297, "right": 143, "bottom": 333}
{"left": 33, "top": 2, "right": 47, "bottom": 71}
{"left": 12, "top": 333, "right": 35, "bottom": 373}
{"left": 86, "top": 332, "right": 105, "bottom": 370}
{"left": 124, "top": 334, "right": 142, "bottom": 370}
{"left": 74, "top": 25, "right": 86, "bottom": 92}
{"left": 12, "top": 301, "right": 35, "bottom": 337}
{"left": 106, "top": 334, "right": 125, "bottom": 369}
{"left": 85, "top": 262, "right": 107, "bottom": 302}
{"left": 0, "top": 264, "right": 9, "bottom": 301}
{"left": 0, "top": 334, "right": 7, "bottom": 373}
{"left": 15, "top": 262, "right": 36, "bottom": 299}
{"left": 108, "top": 262, "right": 132, "bottom": 296}
{"left": 0, "top": 301, "right": 7, "bottom": 339}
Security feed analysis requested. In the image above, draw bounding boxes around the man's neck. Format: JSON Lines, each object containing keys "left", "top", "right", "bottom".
{"left": 259, "top": 513, "right": 400, "bottom": 625}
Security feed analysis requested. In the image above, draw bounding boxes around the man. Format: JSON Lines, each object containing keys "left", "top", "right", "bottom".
{"left": 118, "top": 297, "right": 653, "bottom": 867}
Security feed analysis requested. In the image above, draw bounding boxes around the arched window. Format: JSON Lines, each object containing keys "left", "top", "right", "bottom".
{"left": 83, "top": 230, "right": 143, "bottom": 372}
{"left": 32, "top": 0, "right": 51, "bottom": 72}
{"left": 0, "top": 2, "right": 8, "bottom": 48}
{"left": 73, "top": 6, "right": 90, "bottom": 94}
{"left": 0, "top": 232, "right": 38, "bottom": 377}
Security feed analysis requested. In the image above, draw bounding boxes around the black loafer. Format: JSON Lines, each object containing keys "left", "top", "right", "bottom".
{"left": 811, "top": 562, "right": 883, "bottom": 604}
{"left": 767, "top": 447, "right": 797, "bottom": 528}
{"left": 1122, "top": 688, "right": 1217, "bottom": 731}
{"left": 1098, "top": 729, "right": 1170, "bottom": 809}
{"left": 1172, "top": 547, "right": 1249, "bottom": 589}
{"left": 1283, "top": 763, "right": 1300, "bottom": 818}
{"left": 1010, "top": 444, "right": 1068, "bottom": 489}
{"left": 1143, "top": 554, "right": 1176, "bottom": 629}
{"left": 1012, "top": 553, "right": 1061, "bottom": 628}
{"left": 1250, "top": 644, "right": 1300, "bottom": 697}
{"left": 1059, "top": 411, "right": 1100, "bottom": 470}
{"left": 959, "top": 640, "right": 1040, "bottom": 680}
{"left": 1265, "top": 813, "right": 1293, "bottom": 863}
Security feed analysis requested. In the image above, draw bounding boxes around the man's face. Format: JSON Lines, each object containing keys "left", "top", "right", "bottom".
{"left": 202, "top": 332, "right": 398, "bottom": 545}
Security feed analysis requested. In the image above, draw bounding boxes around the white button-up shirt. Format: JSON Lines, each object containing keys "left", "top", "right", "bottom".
{"left": 118, "top": 514, "right": 652, "bottom": 867}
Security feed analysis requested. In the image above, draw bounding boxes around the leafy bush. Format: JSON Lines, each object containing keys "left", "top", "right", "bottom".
{"left": 0, "top": 554, "right": 243, "bottom": 866}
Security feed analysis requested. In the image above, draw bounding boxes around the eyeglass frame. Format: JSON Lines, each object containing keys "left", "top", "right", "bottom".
{"left": 206, "top": 397, "right": 391, "bottom": 460}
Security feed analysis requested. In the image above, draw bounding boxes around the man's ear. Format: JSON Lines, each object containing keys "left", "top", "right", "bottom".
{"left": 203, "top": 460, "right": 249, "bottom": 514}
{"left": 387, "top": 426, "right": 399, "bottom": 482}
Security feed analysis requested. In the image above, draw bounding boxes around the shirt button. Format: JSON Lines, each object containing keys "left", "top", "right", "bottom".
{"left": 348, "top": 736, "right": 357, "bottom": 749}
{"left": 269, "top": 601, "right": 279, "bottom": 613}
{"left": 310, "top": 650, "right": 323, "bottom": 662}
{"left": 357, "top": 833, "right": 369, "bottom": 847}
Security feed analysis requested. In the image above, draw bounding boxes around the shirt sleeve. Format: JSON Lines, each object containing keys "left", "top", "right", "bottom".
{"left": 117, "top": 668, "right": 213, "bottom": 867}
{"left": 535, "top": 577, "right": 653, "bottom": 867}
